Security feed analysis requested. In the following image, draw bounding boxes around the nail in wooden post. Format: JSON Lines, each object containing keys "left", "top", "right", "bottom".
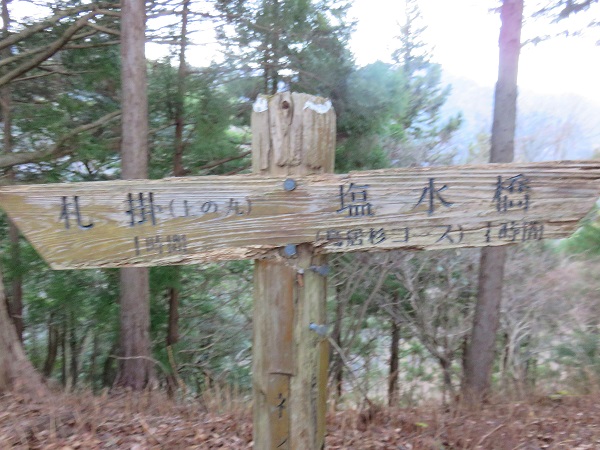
{"left": 251, "top": 92, "right": 335, "bottom": 449}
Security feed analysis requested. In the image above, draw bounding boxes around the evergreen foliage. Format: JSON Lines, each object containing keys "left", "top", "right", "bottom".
{"left": 2, "top": 0, "right": 597, "bottom": 406}
{"left": 387, "top": 0, "right": 461, "bottom": 167}
{"left": 562, "top": 207, "right": 600, "bottom": 255}
{"left": 215, "top": 0, "right": 353, "bottom": 96}
{"left": 335, "top": 62, "right": 407, "bottom": 172}
{"left": 147, "top": 62, "right": 242, "bottom": 178}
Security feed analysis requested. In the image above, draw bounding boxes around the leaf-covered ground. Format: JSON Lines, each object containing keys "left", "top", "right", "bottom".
{"left": 1, "top": 391, "right": 600, "bottom": 449}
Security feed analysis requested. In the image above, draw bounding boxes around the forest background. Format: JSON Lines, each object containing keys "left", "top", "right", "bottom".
{"left": 1, "top": 0, "right": 600, "bottom": 431}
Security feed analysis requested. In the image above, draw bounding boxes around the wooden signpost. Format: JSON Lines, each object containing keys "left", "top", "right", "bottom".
{"left": 2, "top": 92, "right": 600, "bottom": 448}
{"left": 1, "top": 162, "right": 599, "bottom": 269}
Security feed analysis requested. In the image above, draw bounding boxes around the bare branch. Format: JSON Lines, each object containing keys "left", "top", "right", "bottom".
{"left": 71, "top": 29, "right": 102, "bottom": 41}
{"left": 63, "top": 40, "right": 120, "bottom": 50}
{"left": 222, "top": 164, "right": 251, "bottom": 175}
{"left": 0, "top": 3, "right": 115, "bottom": 52}
{"left": 96, "top": 9, "right": 121, "bottom": 18}
{"left": 197, "top": 150, "right": 251, "bottom": 172}
{"left": 0, "top": 44, "right": 46, "bottom": 69}
{"left": 0, "top": 10, "right": 100, "bottom": 88}
{"left": 12, "top": 71, "right": 68, "bottom": 83}
{"left": 0, "top": 30, "right": 104, "bottom": 69}
{"left": 87, "top": 22, "right": 121, "bottom": 37}
{"left": 12, "top": 67, "right": 92, "bottom": 83}
{"left": 0, "top": 110, "right": 121, "bottom": 169}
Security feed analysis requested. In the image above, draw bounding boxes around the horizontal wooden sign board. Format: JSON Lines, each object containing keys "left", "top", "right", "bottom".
{"left": 1, "top": 161, "right": 599, "bottom": 269}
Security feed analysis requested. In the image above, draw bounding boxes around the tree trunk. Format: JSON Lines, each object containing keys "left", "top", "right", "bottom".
{"left": 172, "top": 0, "right": 189, "bottom": 178}
{"left": 166, "top": 288, "right": 180, "bottom": 398}
{"left": 331, "top": 285, "right": 344, "bottom": 405}
{"left": 166, "top": 0, "right": 189, "bottom": 355}
{"left": 263, "top": 0, "right": 280, "bottom": 94}
{"left": 334, "top": 358, "right": 343, "bottom": 404}
{"left": 0, "top": 268, "right": 45, "bottom": 395}
{"left": 42, "top": 316, "right": 59, "bottom": 378}
{"left": 114, "top": 0, "right": 153, "bottom": 390}
{"left": 500, "top": 331, "right": 511, "bottom": 390}
{"left": 69, "top": 313, "right": 79, "bottom": 387}
{"left": 7, "top": 224, "right": 23, "bottom": 341}
{"left": 1, "top": 0, "right": 24, "bottom": 343}
{"left": 439, "top": 355, "right": 454, "bottom": 404}
{"left": 89, "top": 331, "right": 99, "bottom": 392}
{"left": 115, "top": 269, "right": 152, "bottom": 389}
{"left": 388, "top": 314, "right": 400, "bottom": 407}
{"left": 167, "top": 287, "right": 179, "bottom": 346}
{"left": 463, "top": 0, "right": 523, "bottom": 405}
{"left": 61, "top": 322, "right": 67, "bottom": 387}
{"left": 102, "top": 341, "right": 118, "bottom": 388}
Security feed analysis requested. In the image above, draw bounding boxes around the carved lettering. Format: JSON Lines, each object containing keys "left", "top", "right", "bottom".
{"left": 486, "top": 220, "right": 544, "bottom": 243}
{"left": 493, "top": 174, "right": 530, "bottom": 212}
{"left": 126, "top": 192, "right": 157, "bottom": 226}
{"left": 346, "top": 228, "right": 364, "bottom": 246}
{"left": 132, "top": 234, "right": 187, "bottom": 256}
{"left": 225, "top": 198, "right": 251, "bottom": 216}
{"left": 391, "top": 227, "right": 410, "bottom": 243}
{"left": 414, "top": 178, "right": 453, "bottom": 215}
{"left": 337, "top": 183, "right": 373, "bottom": 217}
{"left": 59, "top": 196, "right": 94, "bottom": 230}
{"left": 436, "top": 225, "right": 464, "bottom": 244}
{"left": 368, "top": 228, "right": 386, "bottom": 245}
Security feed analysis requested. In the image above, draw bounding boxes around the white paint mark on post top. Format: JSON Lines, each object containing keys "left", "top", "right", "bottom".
{"left": 303, "top": 100, "right": 332, "bottom": 114}
{"left": 253, "top": 97, "right": 269, "bottom": 113}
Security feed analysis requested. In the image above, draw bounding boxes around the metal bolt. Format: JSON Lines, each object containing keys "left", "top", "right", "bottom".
{"left": 309, "top": 265, "right": 330, "bottom": 277}
{"left": 309, "top": 323, "right": 329, "bottom": 337}
{"left": 283, "top": 244, "right": 297, "bottom": 257}
{"left": 283, "top": 178, "right": 297, "bottom": 191}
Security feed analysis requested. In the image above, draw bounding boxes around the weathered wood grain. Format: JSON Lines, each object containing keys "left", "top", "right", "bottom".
{"left": 251, "top": 93, "right": 333, "bottom": 450}
{"left": 0, "top": 161, "right": 599, "bottom": 269}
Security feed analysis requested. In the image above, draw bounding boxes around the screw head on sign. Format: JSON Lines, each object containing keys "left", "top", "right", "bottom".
{"left": 309, "top": 323, "right": 329, "bottom": 337}
{"left": 310, "top": 265, "right": 330, "bottom": 277}
{"left": 283, "top": 178, "right": 297, "bottom": 191}
{"left": 283, "top": 244, "right": 297, "bottom": 257}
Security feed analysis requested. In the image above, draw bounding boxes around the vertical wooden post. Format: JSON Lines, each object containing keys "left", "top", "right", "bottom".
{"left": 252, "top": 92, "right": 335, "bottom": 449}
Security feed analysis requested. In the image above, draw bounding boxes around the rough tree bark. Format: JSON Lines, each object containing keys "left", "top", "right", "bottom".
{"left": 61, "top": 323, "right": 67, "bottom": 387}
{"left": 1, "top": 0, "right": 24, "bottom": 343}
{"left": 0, "top": 0, "right": 46, "bottom": 397}
{"left": 462, "top": 0, "right": 523, "bottom": 404}
{"left": 388, "top": 298, "right": 400, "bottom": 407}
{"left": 172, "top": 0, "right": 189, "bottom": 179}
{"left": 331, "top": 286, "right": 345, "bottom": 405}
{"left": 167, "top": 0, "right": 189, "bottom": 347}
{"left": 7, "top": 224, "right": 22, "bottom": 341}
{"left": 42, "top": 316, "right": 59, "bottom": 378}
{"left": 0, "top": 268, "right": 45, "bottom": 395}
{"left": 113, "top": 0, "right": 153, "bottom": 390}
{"left": 89, "top": 332, "right": 99, "bottom": 392}
{"left": 166, "top": 0, "right": 190, "bottom": 394}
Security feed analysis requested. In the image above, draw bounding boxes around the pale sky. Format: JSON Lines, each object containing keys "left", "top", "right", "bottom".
{"left": 6, "top": 0, "right": 600, "bottom": 104}
{"left": 351, "top": 0, "right": 600, "bottom": 103}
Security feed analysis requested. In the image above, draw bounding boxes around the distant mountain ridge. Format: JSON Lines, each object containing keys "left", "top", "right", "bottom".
{"left": 442, "top": 72, "right": 600, "bottom": 163}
